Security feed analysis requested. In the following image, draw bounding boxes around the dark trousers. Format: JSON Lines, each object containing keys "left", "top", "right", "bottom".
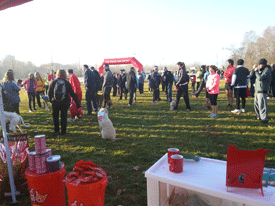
{"left": 35, "top": 91, "right": 44, "bottom": 108}
{"left": 52, "top": 103, "right": 69, "bottom": 134}
{"left": 195, "top": 80, "right": 205, "bottom": 97}
{"left": 139, "top": 83, "right": 144, "bottom": 94}
{"left": 86, "top": 88, "right": 98, "bottom": 113}
{"left": 175, "top": 86, "right": 191, "bottom": 110}
{"left": 129, "top": 88, "right": 135, "bottom": 105}
{"left": 103, "top": 87, "right": 112, "bottom": 107}
{"left": 191, "top": 82, "right": 196, "bottom": 93}
{"left": 234, "top": 88, "right": 246, "bottom": 109}
{"left": 166, "top": 83, "right": 172, "bottom": 101}
{"left": 45, "top": 85, "right": 49, "bottom": 95}
{"left": 196, "top": 82, "right": 200, "bottom": 90}
{"left": 271, "top": 83, "right": 275, "bottom": 97}
{"left": 5, "top": 103, "right": 20, "bottom": 133}
{"left": 153, "top": 88, "right": 160, "bottom": 101}
{"left": 28, "top": 93, "right": 36, "bottom": 110}
{"left": 120, "top": 86, "right": 127, "bottom": 99}
{"left": 250, "top": 83, "right": 255, "bottom": 97}
{"left": 113, "top": 85, "right": 117, "bottom": 96}
{"left": 162, "top": 84, "right": 166, "bottom": 92}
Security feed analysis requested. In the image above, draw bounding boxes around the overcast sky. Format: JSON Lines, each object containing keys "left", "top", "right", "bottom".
{"left": 0, "top": 0, "right": 274, "bottom": 67}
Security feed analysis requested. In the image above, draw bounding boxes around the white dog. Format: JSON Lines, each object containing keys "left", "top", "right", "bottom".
{"left": 98, "top": 108, "right": 116, "bottom": 141}
{"left": 170, "top": 100, "right": 176, "bottom": 111}
{"left": 0, "top": 111, "right": 30, "bottom": 133}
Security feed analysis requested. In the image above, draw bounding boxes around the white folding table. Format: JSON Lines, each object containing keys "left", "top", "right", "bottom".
{"left": 145, "top": 153, "right": 275, "bottom": 206}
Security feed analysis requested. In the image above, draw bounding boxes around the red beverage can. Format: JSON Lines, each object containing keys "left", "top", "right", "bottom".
{"left": 167, "top": 148, "right": 180, "bottom": 164}
{"left": 169, "top": 155, "right": 184, "bottom": 173}
{"left": 28, "top": 151, "right": 36, "bottom": 171}
{"left": 35, "top": 154, "right": 47, "bottom": 174}
{"left": 45, "top": 149, "right": 52, "bottom": 159}
{"left": 34, "top": 135, "right": 46, "bottom": 155}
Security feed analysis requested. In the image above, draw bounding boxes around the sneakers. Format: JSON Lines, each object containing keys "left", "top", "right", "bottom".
{"left": 68, "top": 118, "right": 76, "bottom": 122}
{"left": 29, "top": 110, "right": 33, "bottom": 113}
{"left": 231, "top": 109, "right": 241, "bottom": 114}
{"left": 209, "top": 113, "right": 219, "bottom": 118}
{"left": 152, "top": 101, "right": 158, "bottom": 104}
{"left": 241, "top": 108, "right": 245, "bottom": 113}
{"left": 208, "top": 113, "right": 214, "bottom": 117}
{"left": 128, "top": 104, "right": 132, "bottom": 106}
{"left": 186, "top": 109, "right": 191, "bottom": 112}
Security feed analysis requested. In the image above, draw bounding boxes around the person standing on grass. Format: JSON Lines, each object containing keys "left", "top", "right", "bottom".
{"left": 137, "top": 70, "right": 144, "bottom": 94}
{"left": 118, "top": 69, "right": 127, "bottom": 100}
{"left": 23, "top": 73, "right": 38, "bottom": 112}
{"left": 224, "top": 59, "right": 235, "bottom": 109}
{"left": 127, "top": 67, "right": 137, "bottom": 106}
{"left": 102, "top": 64, "right": 114, "bottom": 108}
{"left": 68, "top": 69, "right": 83, "bottom": 121}
{"left": 206, "top": 65, "right": 220, "bottom": 118}
{"left": 48, "top": 69, "right": 80, "bottom": 135}
{"left": 147, "top": 70, "right": 153, "bottom": 93}
{"left": 112, "top": 72, "right": 118, "bottom": 97}
{"left": 1, "top": 70, "right": 21, "bottom": 114}
{"left": 196, "top": 68, "right": 202, "bottom": 91}
{"left": 171, "top": 62, "right": 191, "bottom": 112}
{"left": 35, "top": 72, "right": 45, "bottom": 109}
{"left": 250, "top": 65, "right": 257, "bottom": 98}
{"left": 90, "top": 66, "right": 101, "bottom": 93}
{"left": 192, "top": 65, "right": 206, "bottom": 98}
{"left": 165, "top": 69, "right": 174, "bottom": 102}
{"left": 151, "top": 66, "right": 161, "bottom": 103}
{"left": 204, "top": 66, "right": 211, "bottom": 110}
{"left": 84, "top": 65, "right": 98, "bottom": 115}
{"left": 253, "top": 58, "right": 272, "bottom": 124}
{"left": 190, "top": 70, "right": 196, "bottom": 94}
{"left": 44, "top": 73, "right": 50, "bottom": 95}
{"left": 230, "top": 59, "right": 250, "bottom": 114}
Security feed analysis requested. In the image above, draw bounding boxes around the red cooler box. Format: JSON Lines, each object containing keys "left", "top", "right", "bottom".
{"left": 25, "top": 163, "right": 66, "bottom": 206}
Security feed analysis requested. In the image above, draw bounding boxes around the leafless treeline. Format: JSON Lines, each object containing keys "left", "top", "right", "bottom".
{"left": 227, "top": 26, "right": 275, "bottom": 70}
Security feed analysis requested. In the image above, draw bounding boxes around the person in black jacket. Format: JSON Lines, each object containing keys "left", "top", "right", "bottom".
{"left": 250, "top": 64, "right": 257, "bottom": 98}
{"left": 118, "top": 69, "right": 127, "bottom": 100}
{"left": 112, "top": 72, "right": 118, "bottom": 97}
{"left": 126, "top": 67, "right": 137, "bottom": 106}
{"left": 269, "top": 63, "right": 275, "bottom": 99}
{"left": 151, "top": 66, "right": 161, "bottom": 103}
{"left": 48, "top": 69, "right": 80, "bottom": 135}
{"left": 172, "top": 62, "right": 191, "bottom": 112}
{"left": 84, "top": 65, "right": 99, "bottom": 115}
{"left": 165, "top": 69, "right": 174, "bottom": 102}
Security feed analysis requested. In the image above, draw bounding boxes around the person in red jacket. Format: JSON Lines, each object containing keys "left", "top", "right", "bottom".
{"left": 224, "top": 59, "right": 235, "bottom": 109}
{"left": 67, "top": 69, "right": 83, "bottom": 121}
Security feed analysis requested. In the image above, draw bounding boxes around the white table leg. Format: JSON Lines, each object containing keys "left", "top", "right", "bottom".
{"left": 147, "top": 178, "right": 160, "bottom": 206}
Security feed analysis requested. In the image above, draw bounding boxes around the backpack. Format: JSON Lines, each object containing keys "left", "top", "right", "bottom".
{"left": 53, "top": 79, "right": 66, "bottom": 101}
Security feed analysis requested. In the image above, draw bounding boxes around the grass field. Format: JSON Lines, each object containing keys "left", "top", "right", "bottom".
{"left": 1, "top": 80, "right": 275, "bottom": 206}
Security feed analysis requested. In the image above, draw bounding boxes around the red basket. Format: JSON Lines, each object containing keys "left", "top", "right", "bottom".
{"left": 226, "top": 145, "right": 270, "bottom": 196}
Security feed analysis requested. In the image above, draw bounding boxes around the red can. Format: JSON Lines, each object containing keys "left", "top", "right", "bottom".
{"left": 28, "top": 151, "right": 36, "bottom": 171}
{"left": 167, "top": 148, "right": 180, "bottom": 164}
{"left": 169, "top": 155, "right": 183, "bottom": 173}
{"left": 45, "top": 149, "right": 52, "bottom": 159}
{"left": 34, "top": 135, "right": 46, "bottom": 155}
{"left": 35, "top": 154, "right": 47, "bottom": 174}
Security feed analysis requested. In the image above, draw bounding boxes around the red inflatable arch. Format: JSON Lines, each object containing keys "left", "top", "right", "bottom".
{"left": 98, "top": 57, "right": 143, "bottom": 75}
{"left": 0, "top": 0, "right": 32, "bottom": 11}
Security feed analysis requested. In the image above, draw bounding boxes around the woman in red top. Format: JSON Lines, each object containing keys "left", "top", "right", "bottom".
{"left": 206, "top": 65, "right": 220, "bottom": 118}
{"left": 224, "top": 59, "right": 235, "bottom": 109}
{"left": 67, "top": 69, "right": 83, "bottom": 121}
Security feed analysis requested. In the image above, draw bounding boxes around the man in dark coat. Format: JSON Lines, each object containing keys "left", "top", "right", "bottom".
{"left": 126, "top": 67, "right": 137, "bottom": 106}
{"left": 165, "top": 69, "right": 174, "bottom": 102}
{"left": 118, "top": 69, "right": 127, "bottom": 100}
{"left": 102, "top": 64, "right": 114, "bottom": 108}
{"left": 84, "top": 65, "right": 99, "bottom": 115}
{"left": 151, "top": 66, "right": 161, "bottom": 103}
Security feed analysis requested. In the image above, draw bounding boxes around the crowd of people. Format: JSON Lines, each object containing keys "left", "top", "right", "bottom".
{"left": 1, "top": 57, "right": 275, "bottom": 136}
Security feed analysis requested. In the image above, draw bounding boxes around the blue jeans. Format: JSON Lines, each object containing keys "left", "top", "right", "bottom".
{"left": 166, "top": 83, "right": 172, "bottom": 101}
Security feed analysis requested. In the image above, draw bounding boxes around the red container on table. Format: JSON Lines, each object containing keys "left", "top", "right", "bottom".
{"left": 167, "top": 148, "right": 179, "bottom": 164}
{"left": 35, "top": 154, "right": 47, "bottom": 174}
{"left": 34, "top": 135, "right": 46, "bottom": 155}
{"left": 28, "top": 152, "right": 36, "bottom": 171}
{"left": 169, "top": 154, "right": 184, "bottom": 173}
{"left": 25, "top": 163, "right": 66, "bottom": 206}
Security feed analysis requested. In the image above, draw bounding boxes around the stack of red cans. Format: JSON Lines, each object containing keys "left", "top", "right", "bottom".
{"left": 28, "top": 135, "right": 53, "bottom": 174}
